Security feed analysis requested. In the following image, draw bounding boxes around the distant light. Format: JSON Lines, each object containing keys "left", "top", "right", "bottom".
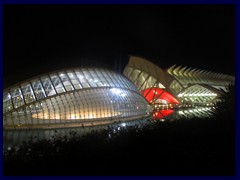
{"left": 122, "top": 123, "right": 126, "bottom": 127}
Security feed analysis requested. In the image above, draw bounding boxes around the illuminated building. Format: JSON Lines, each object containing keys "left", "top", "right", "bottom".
{"left": 123, "top": 56, "right": 235, "bottom": 107}
{"left": 3, "top": 56, "right": 235, "bottom": 128}
{"left": 3, "top": 68, "right": 150, "bottom": 129}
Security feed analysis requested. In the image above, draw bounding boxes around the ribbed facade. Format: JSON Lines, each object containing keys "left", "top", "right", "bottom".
{"left": 3, "top": 56, "right": 235, "bottom": 128}
{"left": 123, "top": 56, "right": 235, "bottom": 106}
{"left": 123, "top": 56, "right": 180, "bottom": 105}
{"left": 3, "top": 68, "right": 149, "bottom": 129}
{"left": 167, "top": 65, "right": 234, "bottom": 90}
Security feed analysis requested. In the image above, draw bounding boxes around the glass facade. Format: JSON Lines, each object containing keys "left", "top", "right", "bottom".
{"left": 3, "top": 68, "right": 149, "bottom": 128}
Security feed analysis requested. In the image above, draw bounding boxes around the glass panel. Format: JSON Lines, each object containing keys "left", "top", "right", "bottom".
{"left": 40, "top": 76, "right": 56, "bottom": 96}
{"left": 3, "top": 92, "right": 13, "bottom": 112}
{"left": 10, "top": 87, "right": 25, "bottom": 108}
{"left": 21, "top": 83, "right": 35, "bottom": 103}
{"left": 58, "top": 72, "right": 74, "bottom": 91}
{"left": 82, "top": 70, "right": 97, "bottom": 87}
{"left": 94, "top": 70, "right": 110, "bottom": 87}
{"left": 50, "top": 74, "right": 65, "bottom": 93}
{"left": 101, "top": 71, "right": 115, "bottom": 86}
{"left": 88, "top": 70, "right": 100, "bottom": 87}
{"left": 75, "top": 70, "right": 90, "bottom": 88}
{"left": 106, "top": 72, "right": 120, "bottom": 88}
{"left": 66, "top": 71, "right": 82, "bottom": 90}
{"left": 31, "top": 79, "right": 46, "bottom": 100}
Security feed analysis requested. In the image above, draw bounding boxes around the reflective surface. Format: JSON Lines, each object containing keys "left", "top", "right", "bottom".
{"left": 4, "top": 106, "right": 216, "bottom": 147}
{"left": 3, "top": 68, "right": 149, "bottom": 128}
{"left": 152, "top": 109, "right": 174, "bottom": 120}
{"left": 4, "top": 116, "right": 151, "bottom": 147}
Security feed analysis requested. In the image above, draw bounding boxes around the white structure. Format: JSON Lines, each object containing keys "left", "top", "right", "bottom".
{"left": 123, "top": 56, "right": 235, "bottom": 106}
{"left": 3, "top": 68, "right": 150, "bottom": 129}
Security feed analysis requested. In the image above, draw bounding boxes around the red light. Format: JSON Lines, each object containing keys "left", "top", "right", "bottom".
{"left": 152, "top": 109, "right": 174, "bottom": 120}
{"left": 160, "top": 109, "right": 174, "bottom": 116}
{"left": 141, "top": 88, "right": 179, "bottom": 104}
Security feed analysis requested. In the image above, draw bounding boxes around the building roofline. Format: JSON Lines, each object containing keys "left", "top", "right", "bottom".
{"left": 4, "top": 66, "right": 118, "bottom": 91}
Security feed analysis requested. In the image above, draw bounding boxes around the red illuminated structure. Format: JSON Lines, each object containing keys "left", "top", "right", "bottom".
{"left": 141, "top": 88, "right": 179, "bottom": 105}
{"left": 140, "top": 88, "right": 178, "bottom": 120}
{"left": 152, "top": 109, "right": 174, "bottom": 119}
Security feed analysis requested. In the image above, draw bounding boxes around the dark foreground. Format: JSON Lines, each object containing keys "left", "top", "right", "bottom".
{"left": 4, "top": 112, "right": 235, "bottom": 176}
{"left": 4, "top": 83, "right": 235, "bottom": 176}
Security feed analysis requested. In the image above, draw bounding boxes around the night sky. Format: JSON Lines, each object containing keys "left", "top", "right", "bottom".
{"left": 4, "top": 4, "right": 235, "bottom": 88}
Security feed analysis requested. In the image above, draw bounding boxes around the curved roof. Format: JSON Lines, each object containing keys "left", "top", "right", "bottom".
{"left": 3, "top": 67, "right": 139, "bottom": 114}
{"left": 124, "top": 56, "right": 176, "bottom": 89}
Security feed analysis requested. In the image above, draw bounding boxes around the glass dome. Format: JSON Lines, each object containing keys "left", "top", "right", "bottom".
{"left": 3, "top": 68, "right": 150, "bottom": 129}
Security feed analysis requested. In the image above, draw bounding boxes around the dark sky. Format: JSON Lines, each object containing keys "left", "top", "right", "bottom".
{"left": 4, "top": 4, "right": 235, "bottom": 88}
